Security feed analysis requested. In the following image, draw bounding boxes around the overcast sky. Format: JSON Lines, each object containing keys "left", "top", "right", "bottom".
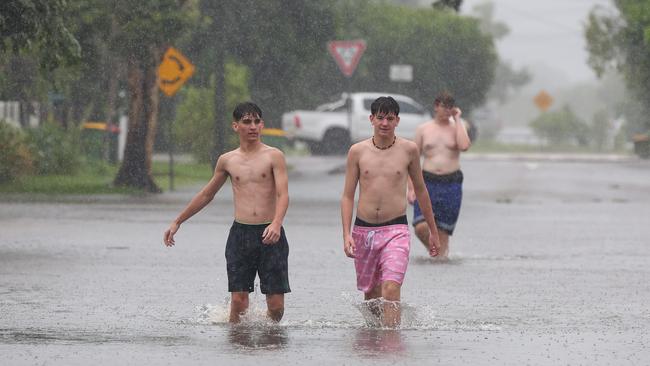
{"left": 460, "top": 0, "right": 615, "bottom": 84}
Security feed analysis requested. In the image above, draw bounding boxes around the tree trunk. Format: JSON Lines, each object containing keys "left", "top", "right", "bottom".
{"left": 113, "top": 50, "right": 161, "bottom": 192}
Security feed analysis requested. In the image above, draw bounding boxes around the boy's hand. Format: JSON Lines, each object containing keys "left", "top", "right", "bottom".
{"left": 262, "top": 223, "right": 281, "bottom": 244}
{"left": 407, "top": 189, "right": 416, "bottom": 204}
{"left": 428, "top": 232, "right": 440, "bottom": 257}
{"left": 344, "top": 234, "right": 356, "bottom": 258}
{"left": 451, "top": 107, "right": 462, "bottom": 119}
{"left": 164, "top": 222, "right": 179, "bottom": 247}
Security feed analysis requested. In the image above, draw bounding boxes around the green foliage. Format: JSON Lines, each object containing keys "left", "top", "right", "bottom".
{"left": 0, "top": 0, "right": 80, "bottom": 69}
{"left": 0, "top": 120, "right": 33, "bottom": 183}
{"left": 349, "top": 2, "right": 496, "bottom": 112}
{"left": 433, "top": 0, "right": 463, "bottom": 12}
{"left": 25, "top": 123, "right": 82, "bottom": 175}
{"left": 0, "top": 161, "right": 210, "bottom": 194}
{"left": 174, "top": 61, "right": 250, "bottom": 162}
{"left": 173, "top": 86, "right": 214, "bottom": 163}
{"left": 2, "top": 0, "right": 500, "bottom": 184}
{"left": 210, "top": 0, "right": 339, "bottom": 125}
{"left": 585, "top": 1, "right": 650, "bottom": 132}
{"left": 529, "top": 106, "right": 590, "bottom": 146}
{"left": 110, "top": 0, "right": 196, "bottom": 61}
{"left": 80, "top": 127, "right": 112, "bottom": 161}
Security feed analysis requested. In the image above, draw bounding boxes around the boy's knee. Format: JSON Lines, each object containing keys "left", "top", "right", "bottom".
{"left": 266, "top": 295, "right": 285, "bottom": 322}
{"left": 414, "top": 223, "right": 429, "bottom": 240}
{"left": 231, "top": 293, "right": 249, "bottom": 311}
{"left": 381, "top": 281, "right": 401, "bottom": 301}
{"left": 267, "top": 306, "right": 284, "bottom": 322}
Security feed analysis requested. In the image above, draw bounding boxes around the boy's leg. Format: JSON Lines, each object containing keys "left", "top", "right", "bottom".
{"left": 381, "top": 280, "right": 401, "bottom": 328}
{"left": 415, "top": 222, "right": 451, "bottom": 259}
{"left": 265, "top": 294, "right": 285, "bottom": 322}
{"left": 230, "top": 291, "right": 250, "bottom": 323}
{"left": 414, "top": 222, "right": 430, "bottom": 251}
{"left": 438, "top": 231, "right": 450, "bottom": 258}
{"left": 364, "top": 285, "right": 382, "bottom": 300}
{"left": 259, "top": 226, "right": 290, "bottom": 322}
{"left": 364, "top": 285, "right": 382, "bottom": 322}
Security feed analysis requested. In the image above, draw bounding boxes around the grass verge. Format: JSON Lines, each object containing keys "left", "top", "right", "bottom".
{"left": 0, "top": 161, "right": 213, "bottom": 195}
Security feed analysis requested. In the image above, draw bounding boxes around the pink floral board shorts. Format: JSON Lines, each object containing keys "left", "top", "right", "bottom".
{"left": 352, "top": 222, "right": 411, "bottom": 293}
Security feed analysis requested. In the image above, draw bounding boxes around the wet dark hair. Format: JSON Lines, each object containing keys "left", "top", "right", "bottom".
{"left": 434, "top": 91, "right": 455, "bottom": 108}
{"left": 233, "top": 102, "right": 262, "bottom": 121}
{"left": 370, "top": 96, "right": 400, "bottom": 116}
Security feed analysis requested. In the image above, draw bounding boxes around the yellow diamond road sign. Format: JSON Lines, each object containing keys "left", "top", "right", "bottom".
{"left": 534, "top": 90, "right": 553, "bottom": 112}
{"left": 158, "top": 47, "right": 195, "bottom": 97}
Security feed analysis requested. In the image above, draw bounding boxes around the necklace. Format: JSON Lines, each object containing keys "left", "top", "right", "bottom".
{"left": 372, "top": 135, "right": 396, "bottom": 150}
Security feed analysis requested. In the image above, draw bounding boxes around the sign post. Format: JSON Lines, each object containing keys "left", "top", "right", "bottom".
{"left": 328, "top": 40, "right": 366, "bottom": 136}
{"left": 158, "top": 47, "right": 195, "bottom": 191}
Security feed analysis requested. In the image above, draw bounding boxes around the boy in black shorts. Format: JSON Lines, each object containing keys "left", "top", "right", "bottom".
{"left": 164, "top": 102, "right": 290, "bottom": 323}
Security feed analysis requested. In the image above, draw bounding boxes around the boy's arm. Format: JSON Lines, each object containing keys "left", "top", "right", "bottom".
{"left": 341, "top": 146, "right": 360, "bottom": 258}
{"left": 262, "top": 149, "right": 290, "bottom": 244}
{"left": 407, "top": 125, "right": 425, "bottom": 203}
{"left": 407, "top": 144, "right": 440, "bottom": 256}
{"left": 163, "top": 156, "right": 229, "bottom": 247}
{"left": 452, "top": 108, "right": 471, "bottom": 151}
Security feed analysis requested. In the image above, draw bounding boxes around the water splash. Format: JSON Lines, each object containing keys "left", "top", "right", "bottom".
{"left": 194, "top": 292, "right": 501, "bottom": 332}
{"left": 344, "top": 292, "right": 502, "bottom": 331}
{"left": 196, "top": 293, "right": 275, "bottom": 326}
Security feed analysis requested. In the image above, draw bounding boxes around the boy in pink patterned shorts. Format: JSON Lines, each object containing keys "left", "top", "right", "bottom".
{"left": 341, "top": 96, "right": 440, "bottom": 328}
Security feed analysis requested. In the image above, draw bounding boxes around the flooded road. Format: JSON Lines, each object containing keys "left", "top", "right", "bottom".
{"left": 2, "top": 155, "right": 649, "bottom": 365}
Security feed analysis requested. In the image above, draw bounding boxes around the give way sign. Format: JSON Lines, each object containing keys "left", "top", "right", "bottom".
{"left": 328, "top": 40, "right": 366, "bottom": 77}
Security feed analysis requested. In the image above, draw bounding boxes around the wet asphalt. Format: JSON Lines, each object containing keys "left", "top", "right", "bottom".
{"left": 1, "top": 154, "right": 649, "bottom": 365}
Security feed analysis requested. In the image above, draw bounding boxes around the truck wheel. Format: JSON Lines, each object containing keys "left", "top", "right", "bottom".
{"left": 307, "top": 141, "right": 323, "bottom": 155}
{"left": 322, "top": 129, "right": 351, "bottom": 155}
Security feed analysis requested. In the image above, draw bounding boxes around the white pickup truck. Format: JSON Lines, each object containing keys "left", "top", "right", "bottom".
{"left": 281, "top": 92, "right": 431, "bottom": 154}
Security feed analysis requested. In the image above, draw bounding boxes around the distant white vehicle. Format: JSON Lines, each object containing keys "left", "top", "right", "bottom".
{"left": 281, "top": 92, "right": 431, "bottom": 154}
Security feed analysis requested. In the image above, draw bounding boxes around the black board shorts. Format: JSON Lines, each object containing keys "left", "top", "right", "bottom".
{"left": 225, "top": 221, "right": 291, "bottom": 295}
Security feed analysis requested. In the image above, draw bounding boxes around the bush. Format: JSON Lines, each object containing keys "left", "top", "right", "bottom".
{"left": 25, "top": 123, "right": 82, "bottom": 175}
{"left": 0, "top": 120, "right": 33, "bottom": 183}
{"left": 529, "top": 105, "right": 590, "bottom": 146}
{"left": 174, "top": 62, "right": 250, "bottom": 163}
{"left": 173, "top": 86, "right": 215, "bottom": 163}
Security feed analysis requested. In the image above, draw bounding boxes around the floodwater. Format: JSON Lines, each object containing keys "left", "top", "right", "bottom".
{"left": 1, "top": 155, "right": 649, "bottom": 365}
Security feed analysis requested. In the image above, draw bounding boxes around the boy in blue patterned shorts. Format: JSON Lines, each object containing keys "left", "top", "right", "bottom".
{"left": 408, "top": 91, "right": 471, "bottom": 259}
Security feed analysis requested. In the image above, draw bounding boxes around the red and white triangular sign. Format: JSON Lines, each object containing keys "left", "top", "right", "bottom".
{"left": 328, "top": 40, "right": 366, "bottom": 77}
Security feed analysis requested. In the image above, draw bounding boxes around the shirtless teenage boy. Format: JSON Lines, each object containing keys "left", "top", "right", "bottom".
{"left": 163, "top": 102, "right": 290, "bottom": 323}
{"left": 408, "top": 91, "right": 471, "bottom": 259}
{"left": 341, "top": 96, "right": 440, "bottom": 328}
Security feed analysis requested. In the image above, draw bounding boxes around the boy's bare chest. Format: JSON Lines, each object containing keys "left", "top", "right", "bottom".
{"left": 358, "top": 152, "right": 408, "bottom": 181}
{"left": 422, "top": 125, "right": 456, "bottom": 151}
{"left": 227, "top": 159, "right": 272, "bottom": 185}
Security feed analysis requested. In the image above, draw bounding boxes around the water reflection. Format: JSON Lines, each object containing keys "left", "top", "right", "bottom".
{"left": 353, "top": 328, "right": 406, "bottom": 356}
{"left": 227, "top": 325, "right": 288, "bottom": 350}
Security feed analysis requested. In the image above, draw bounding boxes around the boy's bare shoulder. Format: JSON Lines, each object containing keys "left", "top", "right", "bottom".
{"left": 217, "top": 149, "right": 240, "bottom": 163}
{"left": 263, "top": 145, "right": 287, "bottom": 165}
{"left": 262, "top": 144, "right": 284, "bottom": 156}
{"left": 398, "top": 136, "right": 417, "bottom": 149}
{"left": 398, "top": 137, "right": 419, "bottom": 157}
{"left": 416, "top": 119, "right": 434, "bottom": 132}
{"left": 348, "top": 139, "right": 370, "bottom": 156}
